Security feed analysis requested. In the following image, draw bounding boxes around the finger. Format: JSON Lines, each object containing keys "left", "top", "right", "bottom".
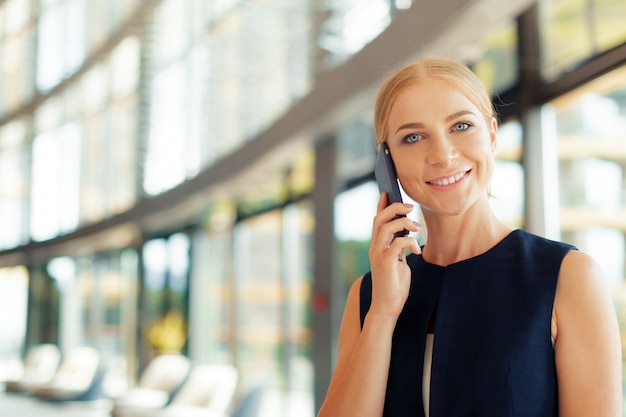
{"left": 378, "top": 218, "right": 421, "bottom": 248}
{"left": 385, "top": 236, "right": 418, "bottom": 263}
{"left": 374, "top": 203, "right": 414, "bottom": 233}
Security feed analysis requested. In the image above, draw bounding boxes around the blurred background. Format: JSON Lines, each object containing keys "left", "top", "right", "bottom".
{"left": 0, "top": 0, "right": 625, "bottom": 416}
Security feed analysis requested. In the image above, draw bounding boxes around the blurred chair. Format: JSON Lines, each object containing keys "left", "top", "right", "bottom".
{"left": 4, "top": 343, "right": 61, "bottom": 393}
{"left": 154, "top": 364, "right": 239, "bottom": 417}
{"left": 230, "top": 382, "right": 270, "bottom": 417}
{"left": 29, "top": 346, "right": 102, "bottom": 401}
{"left": 112, "top": 353, "right": 191, "bottom": 417}
{"left": 0, "top": 356, "right": 26, "bottom": 386}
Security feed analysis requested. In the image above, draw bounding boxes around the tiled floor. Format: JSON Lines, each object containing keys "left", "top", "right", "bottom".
{"left": 0, "top": 393, "right": 113, "bottom": 417}
{"left": 0, "top": 387, "right": 315, "bottom": 417}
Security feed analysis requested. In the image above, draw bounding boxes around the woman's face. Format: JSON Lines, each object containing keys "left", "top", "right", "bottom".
{"left": 385, "top": 79, "right": 497, "bottom": 217}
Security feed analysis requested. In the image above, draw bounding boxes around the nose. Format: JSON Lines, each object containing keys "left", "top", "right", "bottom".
{"left": 425, "top": 133, "right": 458, "bottom": 167}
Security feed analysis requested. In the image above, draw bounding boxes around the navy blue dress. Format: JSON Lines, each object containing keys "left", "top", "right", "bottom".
{"left": 359, "top": 229, "right": 575, "bottom": 417}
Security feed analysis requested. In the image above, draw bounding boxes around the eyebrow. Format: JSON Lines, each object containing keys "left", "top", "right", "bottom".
{"left": 394, "top": 110, "right": 477, "bottom": 134}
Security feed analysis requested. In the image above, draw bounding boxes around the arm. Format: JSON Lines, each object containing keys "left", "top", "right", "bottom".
{"left": 317, "top": 276, "right": 398, "bottom": 417}
{"left": 554, "top": 250, "right": 622, "bottom": 417}
{"left": 318, "top": 195, "right": 420, "bottom": 417}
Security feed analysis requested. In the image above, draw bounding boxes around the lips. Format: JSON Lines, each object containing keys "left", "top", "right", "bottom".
{"left": 427, "top": 170, "right": 470, "bottom": 186}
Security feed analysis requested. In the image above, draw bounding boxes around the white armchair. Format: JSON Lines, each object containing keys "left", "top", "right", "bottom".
{"left": 112, "top": 353, "right": 191, "bottom": 417}
{"left": 4, "top": 343, "right": 61, "bottom": 393}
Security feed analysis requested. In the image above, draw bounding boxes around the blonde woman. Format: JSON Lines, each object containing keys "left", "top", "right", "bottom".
{"left": 318, "top": 57, "right": 621, "bottom": 417}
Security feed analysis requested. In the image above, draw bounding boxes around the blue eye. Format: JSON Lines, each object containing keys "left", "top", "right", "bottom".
{"left": 404, "top": 133, "right": 422, "bottom": 143}
{"left": 454, "top": 122, "right": 470, "bottom": 131}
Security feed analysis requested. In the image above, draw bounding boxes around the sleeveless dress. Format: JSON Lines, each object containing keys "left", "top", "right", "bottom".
{"left": 359, "top": 229, "right": 575, "bottom": 417}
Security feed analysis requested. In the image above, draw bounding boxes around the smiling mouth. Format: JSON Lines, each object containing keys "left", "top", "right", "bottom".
{"left": 427, "top": 170, "right": 470, "bottom": 186}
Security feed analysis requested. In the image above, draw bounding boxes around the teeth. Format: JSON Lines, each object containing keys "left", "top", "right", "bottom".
{"left": 431, "top": 171, "right": 466, "bottom": 186}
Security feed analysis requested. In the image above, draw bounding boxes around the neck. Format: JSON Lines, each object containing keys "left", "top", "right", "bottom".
{"left": 420, "top": 200, "right": 512, "bottom": 266}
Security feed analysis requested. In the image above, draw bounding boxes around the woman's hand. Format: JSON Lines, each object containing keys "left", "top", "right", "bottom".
{"left": 368, "top": 193, "right": 421, "bottom": 319}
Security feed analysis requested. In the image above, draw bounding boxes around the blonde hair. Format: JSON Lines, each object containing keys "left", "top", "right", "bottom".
{"left": 374, "top": 57, "right": 495, "bottom": 144}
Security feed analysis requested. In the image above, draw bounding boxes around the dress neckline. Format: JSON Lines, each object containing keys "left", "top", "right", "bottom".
{"left": 416, "top": 228, "right": 520, "bottom": 268}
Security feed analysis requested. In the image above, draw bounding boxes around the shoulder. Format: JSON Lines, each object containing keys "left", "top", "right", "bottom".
{"left": 512, "top": 229, "right": 576, "bottom": 254}
{"left": 553, "top": 250, "right": 622, "bottom": 415}
{"left": 555, "top": 250, "right": 606, "bottom": 313}
{"left": 553, "top": 249, "right": 615, "bottom": 342}
{"left": 556, "top": 250, "right": 605, "bottom": 302}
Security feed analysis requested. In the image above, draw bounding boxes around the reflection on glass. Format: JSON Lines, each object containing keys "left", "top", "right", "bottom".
{"left": 545, "top": 64, "right": 626, "bottom": 398}
{"left": 539, "top": 0, "right": 626, "bottom": 80}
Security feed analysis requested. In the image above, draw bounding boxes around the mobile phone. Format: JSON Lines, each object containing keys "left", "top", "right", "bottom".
{"left": 375, "top": 142, "right": 408, "bottom": 238}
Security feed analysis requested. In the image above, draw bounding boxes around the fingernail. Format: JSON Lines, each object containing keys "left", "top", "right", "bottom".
{"left": 403, "top": 203, "right": 414, "bottom": 208}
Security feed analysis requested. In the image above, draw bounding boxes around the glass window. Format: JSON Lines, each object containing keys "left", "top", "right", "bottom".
{"left": 2, "top": 0, "right": 31, "bottom": 36}
{"left": 0, "top": 266, "right": 29, "bottom": 361}
{"left": 231, "top": 203, "right": 315, "bottom": 416}
{"left": 208, "top": 0, "right": 238, "bottom": 22}
{"left": 144, "top": 62, "right": 187, "bottom": 195}
{"left": 47, "top": 256, "right": 80, "bottom": 352}
{"left": 25, "top": 264, "right": 60, "bottom": 347}
{"left": 108, "top": 95, "right": 138, "bottom": 214}
{"left": 152, "top": 0, "right": 190, "bottom": 69}
{"left": 36, "top": 0, "right": 87, "bottom": 92}
{"left": 470, "top": 20, "right": 518, "bottom": 95}
{"left": 336, "top": 116, "right": 377, "bottom": 183}
{"left": 141, "top": 233, "right": 190, "bottom": 359}
{"left": 30, "top": 123, "right": 82, "bottom": 241}
{"left": 80, "top": 94, "right": 138, "bottom": 223}
{"left": 52, "top": 249, "right": 138, "bottom": 395}
{"left": 85, "top": 0, "right": 112, "bottom": 50}
{"left": 539, "top": 0, "right": 626, "bottom": 81}
{"left": 0, "top": 119, "right": 28, "bottom": 249}
{"left": 491, "top": 120, "right": 524, "bottom": 228}
{"left": 593, "top": 0, "right": 626, "bottom": 52}
{"left": 111, "top": 36, "right": 140, "bottom": 98}
{"left": 544, "top": 65, "right": 626, "bottom": 398}
{"left": 191, "top": 227, "right": 234, "bottom": 364}
{"left": 234, "top": 210, "right": 283, "bottom": 393}
{"left": 81, "top": 63, "right": 109, "bottom": 114}
{"left": 0, "top": 31, "right": 36, "bottom": 116}
{"left": 317, "top": 0, "right": 392, "bottom": 69}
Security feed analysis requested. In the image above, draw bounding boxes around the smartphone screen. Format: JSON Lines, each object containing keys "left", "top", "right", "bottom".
{"left": 375, "top": 142, "right": 408, "bottom": 238}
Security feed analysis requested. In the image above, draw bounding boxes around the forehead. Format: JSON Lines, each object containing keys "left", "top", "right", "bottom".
{"left": 389, "top": 80, "right": 479, "bottom": 123}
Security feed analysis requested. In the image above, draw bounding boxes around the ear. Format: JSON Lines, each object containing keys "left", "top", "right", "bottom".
{"left": 489, "top": 117, "right": 498, "bottom": 154}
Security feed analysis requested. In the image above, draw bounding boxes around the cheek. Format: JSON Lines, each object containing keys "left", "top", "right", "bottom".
{"left": 393, "top": 156, "right": 418, "bottom": 183}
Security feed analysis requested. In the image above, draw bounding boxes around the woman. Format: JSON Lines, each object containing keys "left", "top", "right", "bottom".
{"left": 317, "top": 57, "right": 622, "bottom": 417}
